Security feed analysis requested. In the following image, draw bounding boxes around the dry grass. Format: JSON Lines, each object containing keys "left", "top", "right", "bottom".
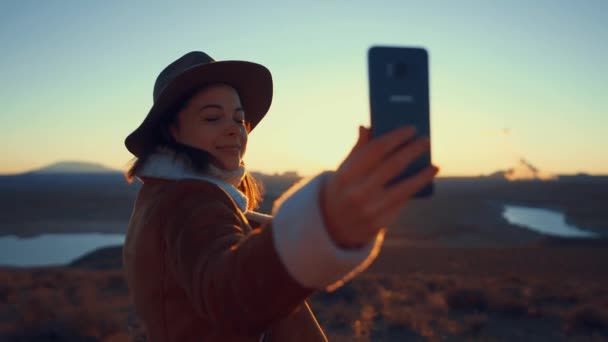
{"left": 1, "top": 246, "right": 608, "bottom": 341}
{"left": 310, "top": 272, "right": 608, "bottom": 341}
{"left": 0, "top": 267, "right": 131, "bottom": 341}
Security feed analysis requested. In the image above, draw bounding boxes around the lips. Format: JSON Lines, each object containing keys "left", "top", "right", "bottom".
{"left": 216, "top": 145, "right": 241, "bottom": 153}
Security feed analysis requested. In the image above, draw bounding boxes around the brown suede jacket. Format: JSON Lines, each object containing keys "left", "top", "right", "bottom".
{"left": 123, "top": 176, "right": 328, "bottom": 341}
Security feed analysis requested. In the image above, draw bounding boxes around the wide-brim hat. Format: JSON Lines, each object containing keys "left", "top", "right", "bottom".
{"left": 125, "top": 51, "right": 272, "bottom": 157}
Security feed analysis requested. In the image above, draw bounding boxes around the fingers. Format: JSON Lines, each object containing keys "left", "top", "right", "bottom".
{"left": 321, "top": 123, "right": 438, "bottom": 248}
{"left": 339, "top": 126, "right": 417, "bottom": 183}
{"left": 349, "top": 126, "right": 371, "bottom": 154}
{"left": 382, "top": 165, "right": 439, "bottom": 212}
{"left": 322, "top": 161, "right": 439, "bottom": 248}
{"left": 361, "top": 136, "right": 430, "bottom": 191}
{"left": 348, "top": 164, "right": 439, "bottom": 231}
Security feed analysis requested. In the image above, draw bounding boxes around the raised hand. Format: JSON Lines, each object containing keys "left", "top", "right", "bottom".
{"left": 320, "top": 125, "right": 439, "bottom": 248}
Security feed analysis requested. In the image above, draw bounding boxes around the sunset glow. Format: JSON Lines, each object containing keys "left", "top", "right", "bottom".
{"left": 1, "top": 1, "right": 606, "bottom": 177}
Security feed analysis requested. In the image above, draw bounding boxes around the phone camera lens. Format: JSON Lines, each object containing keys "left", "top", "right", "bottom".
{"left": 388, "top": 63, "right": 408, "bottom": 79}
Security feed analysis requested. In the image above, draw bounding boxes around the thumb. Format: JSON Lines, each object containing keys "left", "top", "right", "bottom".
{"left": 350, "top": 125, "right": 371, "bottom": 153}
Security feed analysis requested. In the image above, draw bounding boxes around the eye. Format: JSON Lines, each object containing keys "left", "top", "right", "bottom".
{"left": 234, "top": 112, "right": 246, "bottom": 124}
{"left": 201, "top": 113, "right": 221, "bottom": 122}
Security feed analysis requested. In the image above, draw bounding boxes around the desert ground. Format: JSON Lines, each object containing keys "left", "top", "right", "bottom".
{"left": 1, "top": 244, "right": 607, "bottom": 341}
{"left": 0, "top": 172, "right": 607, "bottom": 340}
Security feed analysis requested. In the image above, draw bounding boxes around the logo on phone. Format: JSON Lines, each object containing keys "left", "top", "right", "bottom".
{"left": 389, "top": 94, "right": 414, "bottom": 103}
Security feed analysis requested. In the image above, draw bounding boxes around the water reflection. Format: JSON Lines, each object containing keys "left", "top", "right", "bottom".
{"left": 0, "top": 233, "right": 125, "bottom": 267}
{"left": 503, "top": 205, "right": 599, "bottom": 238}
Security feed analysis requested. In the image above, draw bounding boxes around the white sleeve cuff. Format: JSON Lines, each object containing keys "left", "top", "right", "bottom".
{"left": 271, "top": 171, "right": 385, "bottom": 292}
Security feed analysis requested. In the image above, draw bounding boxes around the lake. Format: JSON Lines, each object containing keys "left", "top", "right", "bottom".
{"left": 0, "top": 205, "right": 601, "bottom": 267}
{"left": 0, "top": 233, "right": 125, "bottom": 267}
{"left": 502, "top": 205, "right": 599, "bottom": 238}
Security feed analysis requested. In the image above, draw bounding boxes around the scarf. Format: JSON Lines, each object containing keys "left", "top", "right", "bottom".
{"left": 136, "top": 147, "right": 249, "bottom": 212}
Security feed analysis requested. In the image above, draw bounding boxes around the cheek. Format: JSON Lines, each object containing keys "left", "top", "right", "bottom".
{"left": 200, "top": 131, "right": 219, "bottom": 149}
{"left": 239, "top": 129, "right": 248, "bottom": 156}
{"left": 183, "top": 125, "right": 215, "bottom": 150}
{"left": 240, "top": 128, "right": 248, "bottom": 145}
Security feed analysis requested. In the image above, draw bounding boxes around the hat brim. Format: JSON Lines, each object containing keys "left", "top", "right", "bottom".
{"left": 125, "top": 60, "right": 272, "bottom": 157}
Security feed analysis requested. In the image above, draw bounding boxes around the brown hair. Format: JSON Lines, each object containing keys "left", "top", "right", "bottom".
{"left": 125, "top": 87, "right": 264, "bottom": 211}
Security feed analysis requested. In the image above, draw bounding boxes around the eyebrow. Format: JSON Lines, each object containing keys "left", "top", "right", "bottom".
{"left": 199, "top": 104, "right": 244, "bottom": 112}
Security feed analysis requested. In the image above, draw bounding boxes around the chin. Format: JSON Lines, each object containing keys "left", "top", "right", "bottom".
{"left": 220, "top": 161, "right": 241, "bottom": 171}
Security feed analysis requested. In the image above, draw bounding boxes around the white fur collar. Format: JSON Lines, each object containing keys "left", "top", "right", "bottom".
{"left": 136, "top": 152, "right": 249, "bottom": 213}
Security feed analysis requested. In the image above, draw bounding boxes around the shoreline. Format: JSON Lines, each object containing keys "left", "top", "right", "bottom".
{"left": 1, "top": 200, "right": 606, "bottom": 247}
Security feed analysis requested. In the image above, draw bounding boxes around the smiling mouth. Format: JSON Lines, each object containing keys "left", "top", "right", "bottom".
{"left": 217, "top": 146, "right": 241, "bottom": 153}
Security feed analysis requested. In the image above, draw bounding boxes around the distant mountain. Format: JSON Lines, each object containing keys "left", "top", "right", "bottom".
{"left": 557, "top": 173, "right": 608, "bottom": 182}
{"left": 28, "top": 161, "right": 120, "bottom": 174}
{"left": 69, "top": 245, "right": 124, "bottom": 270}
{"left": 485, "top": 158, "right": 557, "bottom": 181}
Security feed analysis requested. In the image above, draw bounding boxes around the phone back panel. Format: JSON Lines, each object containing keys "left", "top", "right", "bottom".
{"left": 368, "top": 46, "right": 433, "bottom": 197}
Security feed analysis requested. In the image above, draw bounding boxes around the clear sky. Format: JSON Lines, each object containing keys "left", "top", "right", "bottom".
{"left": 1, "top": 0, "right": 606, "bottom": 176}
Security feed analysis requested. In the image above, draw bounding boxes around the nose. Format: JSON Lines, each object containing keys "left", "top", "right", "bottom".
{"left": 225, "top": 120, "right": 241, "bottom": 136}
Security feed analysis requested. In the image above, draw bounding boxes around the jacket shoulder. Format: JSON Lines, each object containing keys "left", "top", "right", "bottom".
{"left": 145, "top": 178, "right": 238, "bottom": 212}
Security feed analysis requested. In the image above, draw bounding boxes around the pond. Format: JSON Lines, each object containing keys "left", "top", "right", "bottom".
{"left": 0, "top": 233, "right": 125, "bottom": 267}
{"left": 0, "top": 205, "right": 601, "bottom": 267}
{"left": 502, "top": 205, "right": 599, "bottom": 238}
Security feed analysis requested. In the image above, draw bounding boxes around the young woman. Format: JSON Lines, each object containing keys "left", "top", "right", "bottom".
{"left": 122, "top": 51, "right": 438, "bottom": 341}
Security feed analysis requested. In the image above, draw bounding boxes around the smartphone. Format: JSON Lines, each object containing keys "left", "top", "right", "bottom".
{"left": 368, "top": 45, "right": 433, "bottom": 197}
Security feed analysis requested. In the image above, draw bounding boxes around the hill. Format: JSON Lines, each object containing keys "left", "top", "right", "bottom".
{"left": 1, "top": 164, "right": 607, "bottom": 244}
{"left": 26, "top": 161, "right": 120, "bottom": 174}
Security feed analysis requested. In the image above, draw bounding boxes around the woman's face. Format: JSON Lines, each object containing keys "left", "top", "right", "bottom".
{"left": 169, "top": 84, "right": 248, "bottom": 171}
